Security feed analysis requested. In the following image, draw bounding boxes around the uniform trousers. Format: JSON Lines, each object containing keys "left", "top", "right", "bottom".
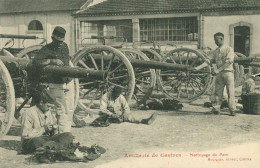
{"left": 49, "top": 81, "right": 74, "bottom": 133}
{"left": 213, "top": 71, "right": 236, "bottom": 112}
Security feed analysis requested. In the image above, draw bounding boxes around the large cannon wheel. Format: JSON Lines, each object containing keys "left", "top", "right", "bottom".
{"left": 16, "top": 45, "right": 43, "bottom": 59}
{"left": 0, "top": 60, "right": 15, "bottom": 138}
{"left": 119, "top": 48, "right": 156, "bottom": 105}
{"left": 157, "top": 48, "right": 212, "bottom": 102}
{"left": 72, "top": 45, "right": 135, "bottom": 110}
{"left": 16, "top": 45, "right": 80, "bottom": 112}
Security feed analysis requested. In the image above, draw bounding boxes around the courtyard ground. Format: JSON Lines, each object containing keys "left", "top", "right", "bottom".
{"left": 0, "top": 94, "right": 260, "bottom": 168}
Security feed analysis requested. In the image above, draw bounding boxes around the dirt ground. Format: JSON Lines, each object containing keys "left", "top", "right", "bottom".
{"left": 0, "top": 93, "right": 260, "bottom": 168}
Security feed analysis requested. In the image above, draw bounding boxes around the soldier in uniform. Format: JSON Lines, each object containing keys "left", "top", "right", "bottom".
{"left": 99, "top": 86, "right": 157, "bottom": 125}
{"left": 33, "top": 26, "right": 74, "bottom": 133}
{"left": 242, "top": 74, "right": 257, "bottom": 95}
{"left": 195, "top": 32, "right": 236, "bottom": 116}
{"left": 21, "top": 91, "right": 58, "bottom": 154}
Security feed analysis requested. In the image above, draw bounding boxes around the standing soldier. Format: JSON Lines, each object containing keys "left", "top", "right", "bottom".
{"left": 195, "top": 32, "right": 236, "bottom": 116}
{"left": 33, "top": 26, "right": 74, "bottom": 133}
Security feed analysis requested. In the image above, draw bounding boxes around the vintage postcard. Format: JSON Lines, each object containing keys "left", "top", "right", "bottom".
{"left": 0, "top": 0, "right": 260, "bottom": 168}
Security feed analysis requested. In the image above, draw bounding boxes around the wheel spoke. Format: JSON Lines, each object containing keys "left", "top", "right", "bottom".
{"left": 159, "top": 73, "right": 178, "bottom": 77}
{"left": 82, "top": 87, "right": 95, "bottom": 97}
{"left": 178, "top": 52, "right": 182, "bottom": 64}
{"left": 108, "top": 81, "right": 125, "bottom": 89}
{"left": 190, "top": 57, "right": 199, "bottom": 67}
{"left": 136, "top": 85, "right": 146, "bottom": 94}
{"left": 185, "top": 82, "right": 189, "bottom": 98}
{"left": 189, "top": 82, "right": 198, "bottom": 95}
{"left": 101, "top": 54, "right": 104, "bottom": 71}
{"left": 133, "top": 94, "right": 138, "bottom": 101}
{"left": 169, "top": 81, "right": 181, "bottom": 92}
{"left": 169, "top": 56, "right": 177, "bottom": 64}
{"left": 190, "top": 78, "right": 203, "bottom": 91}
{"left": 25, "top": 54, "right": 30, "bottom": 59}
{"left": 109, "top": 74, "right": 129, "bottom": 80}
{"left": 79, "top": 81, "right": 96, "bottom": 86}
{"left": 87, "top": 88, "right": 99, "bottom": 107}
{"left": 109, "top": 63, "right": 124, "bottom": 75}
{"left": 186, "top": 52, "right": 190, "bottom": 65}
{"left": 106, "top": 54, "right": 115, "bottom": 72}
{"left": 135, "top": 79, "right": 150, "bottom": 84}
{"left": 78, "top": 60, "right": 90, "bottom": 69}
{"left": 177, "top": 83, "right": 182, "bottom": 98}
{"left": 189, "top": 73, "right": 209, "bottom": 76}
{"left": 89, "top": 54, "right": 99, "bottom": 70}
{"left": 162, "top": 77, "right": 179, "bottom": 85}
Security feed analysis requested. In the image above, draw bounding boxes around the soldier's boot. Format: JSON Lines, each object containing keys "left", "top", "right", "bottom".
{"left": 141, "top": 113, "right": 157, "bottom": 125}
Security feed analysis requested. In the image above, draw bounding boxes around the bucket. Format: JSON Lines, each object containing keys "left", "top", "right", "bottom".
{"left": 241, "top": 93, "right": 260, "bottom": 115}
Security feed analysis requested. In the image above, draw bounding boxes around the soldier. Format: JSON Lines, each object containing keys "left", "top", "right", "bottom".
{"left": 195, "top": 32, "right": 236, "bottom": 116}
{"left": 20, "top": 91, "right": 58, "bottom": 154}
{"left": 33, "top": 26, "right": 74, "bottom": 133}
{"left": 99, "top": 86, "right": 157, "bottom": 125}
{"left": 242, "top": 73, "right": 258, "bottom": 95}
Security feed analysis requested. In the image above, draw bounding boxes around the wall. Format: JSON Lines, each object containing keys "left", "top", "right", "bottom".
{"left": 203, "top": 14, "right": 260, "bottom": 56}
{"left": 0, "top": 12, "right": 76, "bottom": 55}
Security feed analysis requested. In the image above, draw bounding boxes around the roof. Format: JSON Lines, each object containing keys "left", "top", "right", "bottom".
{"left": 74, "top": 0, "right": 260, "bottom": 17}
{"left": 0, "top": 0, "right": 87, "bottom": 14}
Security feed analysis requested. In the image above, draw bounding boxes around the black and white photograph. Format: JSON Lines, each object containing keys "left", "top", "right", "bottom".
{"left": 0, "top": 0, "right": 260, "bottom": 167}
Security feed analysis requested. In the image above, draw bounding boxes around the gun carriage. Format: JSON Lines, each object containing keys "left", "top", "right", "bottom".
{"left": 1, "top": 34, "right": 260, "bottom": 138}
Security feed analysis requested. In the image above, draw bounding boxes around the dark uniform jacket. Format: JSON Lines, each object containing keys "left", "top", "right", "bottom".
{"left": 33, "top": 42, "right": 71, "bottom": 84}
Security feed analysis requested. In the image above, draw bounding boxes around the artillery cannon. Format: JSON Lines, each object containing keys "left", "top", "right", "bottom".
{"left": 0, "top": 41, "right": 211, "bottom": 138}
{"left": 0, "top": 53, "right": 109, "bottom": 137}
{"left": 0, "top": 43, "right": 139, "bottom": 138}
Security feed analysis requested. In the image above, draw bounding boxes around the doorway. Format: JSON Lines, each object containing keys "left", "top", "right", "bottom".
{"left": 234, "top": 26, "right": 250, "bottom": 56}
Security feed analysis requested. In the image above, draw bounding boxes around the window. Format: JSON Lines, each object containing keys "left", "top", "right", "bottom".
{"left": 140, "top": 17, "right": 198, "bottom": 41}
{"left": 28, "top": 20, "right": 43, "bottom": 31}
{"left": 80, "top": 20, "right": 133, "bottom": 46}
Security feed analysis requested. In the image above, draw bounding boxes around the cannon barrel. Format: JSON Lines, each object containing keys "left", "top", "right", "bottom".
{"left": 234, "top": 57, "right": 254, "bottom": 63}
{"left": 41, "top": 65, "right": 106, "bottom": 80}
{"left": 129, "top": 58, "right": 190, "bottom": 71}
{"left": 242, "top": 62, "right": 260, "bottom": 68}
{"left": 90, "top": 54, "right": 191, "bottom": 71}
{"left": 0, "top": 56, "right": 30, "bottom": 70}
{"left": 0, "top": 56, "right": 106, "bottom": 80}
{"left": 0, "top": 34, "right": 38, "bottom": 39}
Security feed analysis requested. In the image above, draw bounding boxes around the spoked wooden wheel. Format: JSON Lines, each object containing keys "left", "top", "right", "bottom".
{"left": 72, "top": 45, "right": 135, "bottom": 109}
{"left": 157, "top": 48, "right": 212, "bottom": 102}
{"left": 16, "top": 45, "right": 43, "bottom": 59}
{"left": 119, "top": 48, "right": 156, "bottom": 105}
{"left": 139, "top": 48, "right": 162, "bottom": 61}
{"left": 0, "top": 60, "right": 15, "bottom": 138}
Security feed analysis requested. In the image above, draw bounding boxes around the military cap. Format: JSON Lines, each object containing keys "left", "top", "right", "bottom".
{"left": 52, "top": 26, "right": 66, "bottom": 41}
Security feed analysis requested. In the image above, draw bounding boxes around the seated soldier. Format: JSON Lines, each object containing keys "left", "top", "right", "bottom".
{"left": 242, "top": 74, "right": 256, "bottom": 95}
{"left": 20, "top": 91, "right": 106, "bottom": 163}
{"left": 240, "top": 73, "right": 260, "bottom": 113}
{"left": 20, "top": 91, "right": 58, "bottom": 154}
{"left": 99, "top": 86, "right": 157, "bottom": 125}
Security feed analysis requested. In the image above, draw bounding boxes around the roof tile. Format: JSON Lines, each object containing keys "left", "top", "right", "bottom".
{"left": 74, "top": 0, "right": 260, "bottom": 16}
{"left": 0, "top": 0, "right": 87, "bottom": 14}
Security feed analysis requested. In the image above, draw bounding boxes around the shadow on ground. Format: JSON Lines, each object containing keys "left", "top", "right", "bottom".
{"left": 6, "top": 125, "right": 21, "bottom": 136}
{"left": 0, "top": 140, "right": 21, "bottom": 151}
